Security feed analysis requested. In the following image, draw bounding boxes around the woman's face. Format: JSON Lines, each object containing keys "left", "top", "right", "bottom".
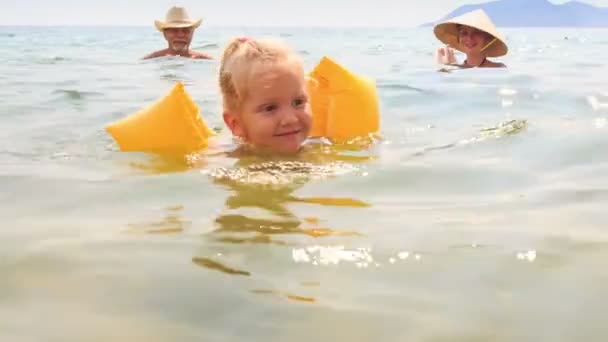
{"left": 458, "top": 25, "right": 492, "bottom": 55}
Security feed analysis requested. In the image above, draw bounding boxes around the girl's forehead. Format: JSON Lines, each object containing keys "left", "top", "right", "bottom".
{"left": 251, "top": 58, "right": 302, "bottom": 75}
{"left": 242, "top": 61, "right": 304, "bottom": 96}
{"left": 247, "top": 61, "right": 303, "bottom": 84}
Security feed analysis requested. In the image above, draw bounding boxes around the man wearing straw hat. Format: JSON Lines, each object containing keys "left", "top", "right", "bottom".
{"left": 434, "top": 9, "right": 507, "bottom": 69}
{"left": 144, "top": 6, "right": 212, "bottom": 60}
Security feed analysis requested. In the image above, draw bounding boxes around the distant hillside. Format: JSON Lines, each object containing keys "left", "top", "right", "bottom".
{"left": 422, "top": 0, "right": 608, "bottom": 27}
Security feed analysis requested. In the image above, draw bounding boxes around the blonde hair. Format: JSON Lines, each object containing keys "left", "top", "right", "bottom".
{"left": 219, "top": 37, "right": 303, "bottom": 112}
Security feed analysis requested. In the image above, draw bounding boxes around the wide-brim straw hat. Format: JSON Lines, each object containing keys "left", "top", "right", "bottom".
{"left": 154, "top": 6, "right": 203, "bottom": 32}
{"left": 433, "top": 9, "right": 508, "bottom": 58}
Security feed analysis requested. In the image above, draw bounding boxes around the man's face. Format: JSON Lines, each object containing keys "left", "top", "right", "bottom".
{"left": 163, "top": 27, "right": 194, "bottom": 53}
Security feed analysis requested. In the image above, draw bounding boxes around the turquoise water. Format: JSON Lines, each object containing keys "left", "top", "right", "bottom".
{"left": 1, "top": 26, "right": 608, "bottom": 341}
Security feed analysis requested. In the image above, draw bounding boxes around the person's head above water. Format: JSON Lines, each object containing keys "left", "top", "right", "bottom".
{"left": 143, "top": 6, "right": 212, "bottom": 60}
{"left": 434, "top": 9, "right": 507, "bottom": 68}
{"left": 219, "top": 37, "right": 312, "bottom": 155}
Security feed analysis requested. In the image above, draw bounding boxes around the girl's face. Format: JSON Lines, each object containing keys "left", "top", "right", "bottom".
{"left": 223, "top": 62, "right": 312, "bottom": 155}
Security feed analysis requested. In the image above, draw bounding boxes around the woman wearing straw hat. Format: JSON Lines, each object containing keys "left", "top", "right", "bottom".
{"left": 144, "top": 6, "right": 212, "bottom": 60}
{"left": 434, "top": 9, "right": 507, "bottom": 69}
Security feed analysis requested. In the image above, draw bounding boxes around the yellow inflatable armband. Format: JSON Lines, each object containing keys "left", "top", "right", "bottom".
{"left": 106, "top": 82, "right": 213, "bottom": 154}
{"left": 307, "top": 57, "right": 380, "bottom": 141}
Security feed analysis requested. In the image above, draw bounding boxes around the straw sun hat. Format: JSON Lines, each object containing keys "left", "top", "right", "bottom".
{"left": 433, "top": 9, "right": 508, "bottom": 57}
{"left": 154, "top": 6, "right": 203, "bottom": 32}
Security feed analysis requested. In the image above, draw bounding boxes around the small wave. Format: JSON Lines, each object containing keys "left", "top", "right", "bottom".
{"left": 574, "top": 62, "right": 604, "bottom": 68}
{"left": 203, "top": 161, "right": 359, "bottom": 188}
{"left": 160, "top": 73, "right": 196, "bottom": 85}
{"left": 411, "top": 119, "right": 528, "bottom": 158}
{"left": 157, "top": 59, "right": 187, "bottom": 68}
{"left": 160, "top": 72, "right": 179, "bottom": 80}
{"left": 193, "top": 43, "right": 219, "bottom": 49}
{"left": 53, "top": 89, "right": 103, "bottom": 101}
{"left": 588, "top": 95, "right": 608, "bottom": 111}
{"left": 479, "top": 119, "right": 528, "bottom": 139}
{"left": 499, "top": 88, "right": 518, "bottom": 96}
{"left": 35, "top": 56, "right": 70, "bottom": 64}
{"left": 377, "top": 82, "right": 427, "bottom": 93}
{"left": 251, "top": 289, "right": 315, "bottom": 303}
{"left": 292, "top": 245, "right": 378, "bottom": 267}
{"left": 192, "top": 257, "right": 251, "bottom": 276}
{"left": 366, "top": 44, "right": 386, "bottom": 55}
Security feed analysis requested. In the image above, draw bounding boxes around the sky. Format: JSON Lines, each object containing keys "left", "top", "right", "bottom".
{"left": 1, "top": 0, "right": 607, "bottom": 27}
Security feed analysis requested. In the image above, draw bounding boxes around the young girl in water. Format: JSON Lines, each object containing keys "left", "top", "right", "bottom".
{"left": 219, "top": 37, "right": 312, "bottom": 155}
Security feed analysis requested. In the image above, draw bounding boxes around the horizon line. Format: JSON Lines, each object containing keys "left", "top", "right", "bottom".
{"left": 2, "top": 24, "right": 608, "bottom": 29}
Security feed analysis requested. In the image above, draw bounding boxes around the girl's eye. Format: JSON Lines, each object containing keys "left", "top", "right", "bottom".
{"left": 263, "top": 104, "right": 277, "bottom": 112}
{"left": 292, "top": 97, "right": 307, "bottom": 107}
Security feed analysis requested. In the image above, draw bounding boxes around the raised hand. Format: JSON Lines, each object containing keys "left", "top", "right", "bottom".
{"left": 435, "top": 46, "right": 457, "bottom": 65}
